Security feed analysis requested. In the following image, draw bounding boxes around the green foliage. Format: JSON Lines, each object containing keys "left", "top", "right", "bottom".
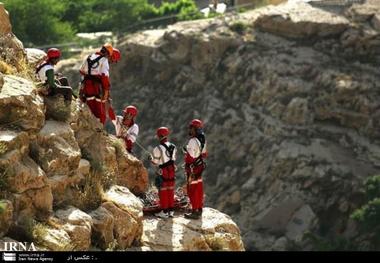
{"left": 364, "top": 175, "right": 380, "bottom": 201}
{"left": 351, "top": 198, "right": 380, "bottom": 231}
{"left": 2, "top": 0, "right": 75, "bottom": 46}
{"left": 303, "top": 232, "right": 357, "bottom": 251}
{"left": 351, "top": 175, "right": 380, "bottom": 246}
{"left": 3, "top": 0, "right": 203, "bottom": 46}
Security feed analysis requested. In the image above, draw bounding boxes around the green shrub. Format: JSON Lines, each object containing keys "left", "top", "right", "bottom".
{"left": 364, "top": 175, "right": 380, "bottom": 201}
{"left": 230, "top": 21, "right": 249, "bottom": 34}
{"left": 351, "top": 175, "right": 380, "bottom": 247}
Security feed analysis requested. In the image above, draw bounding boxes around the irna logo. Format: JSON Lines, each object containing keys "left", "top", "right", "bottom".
{"left": 0, "top": 242, "right": 37, "bottom": 251}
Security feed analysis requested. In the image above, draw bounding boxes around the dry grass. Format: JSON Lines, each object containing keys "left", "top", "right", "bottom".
{"left": 0, "top": 60, "right": 15, "bottom": 75}
{"left": 75, "top": 168, "right": 104, "bottom": 212}
{"left": 0, "top": 142, "right": 8, "bottom": 155}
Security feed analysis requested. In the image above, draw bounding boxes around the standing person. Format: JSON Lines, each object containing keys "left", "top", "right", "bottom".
{"left": 113, "top": 105, "right": 139, "bottom": 153}
{"left": 105, "top": 48, "right": 121, "bottom": 122}
{"left": 79, "top": 43, "right": 114, "bottom": 125}
{"left": 36, "top": 48, "right": 73, "bottom": 104}
{"left": 184, "top": 119, "right": 208, "bottom": 219}
{"left": 150, "top": 127, "right": 177, "bottom": 219}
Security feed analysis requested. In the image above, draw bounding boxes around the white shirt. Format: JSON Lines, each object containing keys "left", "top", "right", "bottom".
{"left": 36, "top": 64, "right": 53, "bottom": 83}
{"left": 151, "top": 142, "right": 177, "bottom": 166}
{"left": 80, "top": 53, "right": 110, "bottom": 77}
{"left": 186, "top": 137, "right": 207, "bottom": 159}
{"left": 113, "top": 116, "right": 139, "bottom": 143}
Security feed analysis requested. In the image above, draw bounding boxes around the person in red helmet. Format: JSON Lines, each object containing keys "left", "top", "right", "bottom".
{"left": 110, "top": 48, "right": 121, "bottom": 64}
{"left": 183, "top": 119, "right": 208, "bottom": 219}
{"left": 113, "top": 105, "right": 139, "bottom": 153}
{"left": 79, "top": 43, "right": 116, "bottom": 125}
{"left": 35, "top": 48, "right": 73, "bottom": 104}
{"left": 150, "top": 127, "right": 177, "bottom": 219}
{"left": 104, "top": 48, "right": 121, "bottom": 122}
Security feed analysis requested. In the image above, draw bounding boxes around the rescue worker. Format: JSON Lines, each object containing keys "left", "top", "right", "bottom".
{"left": 79, "top": 43, "right": 114, "bottom": 125}
{"left": 183, "top": 119, "right": 208, "bottom": 219}
{"left": 36, "top": 48, "right": 73, "bottom": 104}
{"left": 104, "top": 48, "right": 121, "bottom": 122}
{"left": 113, "top": 105, "right": 139, "bottom": 153}
{"left": 150, "top": 127, "right": 177, "bottom": 219}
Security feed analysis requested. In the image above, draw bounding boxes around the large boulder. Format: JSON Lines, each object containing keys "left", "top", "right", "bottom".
{"left": 139, "top": 208, "right": 245, "bottom": 251}
{"left": 101, "top": 185, "right": 143, "bottom": 249}
{"left": 111, "top": 137, "right": 149, "bottom": 195}
{"left": 25, "top": 48, "right": 46, "bottom": 68}
{"left": 54, "top": 206, "right": 93, "bottom": 251}
{"left": 0, "top": 130, "right": 53, "bottom": 222}
{"left": 0, "top": 3, "right": 25, "bottom": 71}
{"left": 31, "top": 120, "right": 81, "bottom": 177}
{"left": 0, "top": 76, "right": 44, "bottom": 132}
{"left": 47, "top": 173, "right": 84, "bottom": 207}
{"left": 89, "top": 206, "right": 114, "bottom": 250}
{"left": 11, "top": 185, "right": 53, "bottom": 222}
{"left": 254, "top": 1, "right": 349, "bottom": 39}
{"left": 0, "top": 3, "right": 11, "bottom": 34}
{"left": 0, "top": 200, "right": 13, "bottom": 238}
{"left": 33, "top": 227, "right": 74, "bottom": 251}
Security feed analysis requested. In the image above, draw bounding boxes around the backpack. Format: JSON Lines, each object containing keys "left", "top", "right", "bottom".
{"left": 86, "top": 54, "right": 104, "bottom": 76}
{"left": 159, "top": 142, "right": 176, "bottom": 181}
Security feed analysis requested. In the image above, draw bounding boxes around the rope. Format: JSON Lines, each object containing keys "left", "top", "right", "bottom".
{"left": 134, "top": 139, "right": 152, "bottom": 155}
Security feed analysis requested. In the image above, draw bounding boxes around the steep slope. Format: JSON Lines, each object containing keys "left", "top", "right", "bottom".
{"left": 76, "top": 1, "right": 378, "bottom": 250}
{"left": 0, "top": 3, "right": 244, "bottom": 251}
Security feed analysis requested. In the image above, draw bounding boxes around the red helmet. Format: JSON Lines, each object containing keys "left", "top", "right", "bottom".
{"left": 47, "top": 48, "right": 61, "bottom": 59}
{"left": 111, "top": 48, "right": 121, "bottom": 63}
{"left": 123, "top": 105, "right": 138, "bottom": 117}
{"left": 189, "top": 119, "right": 203, "bottom": 129}
{"left": 156, "top": 127, "right": 170, "bottom": 138}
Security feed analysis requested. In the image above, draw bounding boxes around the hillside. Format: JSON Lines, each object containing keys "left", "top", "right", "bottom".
{"left": 0, "top": 2, "right": 244, "bottom": 251}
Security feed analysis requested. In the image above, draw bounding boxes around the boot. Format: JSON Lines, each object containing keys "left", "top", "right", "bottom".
{"left": 168, "top": 208, "right": 174, "bottom": 218}
{"left": 184, "top": 210, "right": 200, "bottom": 219}
{"left": 155, "top": 210, "right": 169, "bottom": 219}
{"left": 197, "top": 208, "right": 203, "bottom": 217}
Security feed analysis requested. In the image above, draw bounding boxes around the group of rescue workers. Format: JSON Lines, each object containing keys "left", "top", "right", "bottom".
{"left": 35, "top": 44, "right": 207, "bottom": 220}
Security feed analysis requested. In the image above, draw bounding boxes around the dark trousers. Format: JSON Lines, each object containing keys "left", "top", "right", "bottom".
{"left": 50, "top": 77, "right": 73, "bottom": 102}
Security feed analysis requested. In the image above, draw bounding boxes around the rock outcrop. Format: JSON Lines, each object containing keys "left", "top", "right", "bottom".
{"left": 60, "top": 0, "right": 380, "bottom": 251}
{"left": 3, "top": 27, "right": 229, "bottom": 250}
{"left": 0, "top": 3, "right": 25, "bottom": 72}
{"left": 134, "top": 208, "right": 244, "bottom": 251}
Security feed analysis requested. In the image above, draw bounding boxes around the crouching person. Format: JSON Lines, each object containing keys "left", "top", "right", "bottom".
{"left": 113, "top": 105, "right": 139, "bottom": 153}
{"left": 36, "top": 48, "right": 73, "bottom": 104}
{"left": 150, "top": 127, "right": 177, "bottom": 219}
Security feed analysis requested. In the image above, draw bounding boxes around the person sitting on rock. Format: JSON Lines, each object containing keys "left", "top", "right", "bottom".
{"left": 184, "top": 119, "right": 208, "bottom": 220}
{"left": 150, "top": 127, "right": 177, "bottom": 219}
{"left": 35, "top": 48, "right": 73, "bottom": 105}
{"left": 113, "top": 105, "right": 139, "bottom": 153}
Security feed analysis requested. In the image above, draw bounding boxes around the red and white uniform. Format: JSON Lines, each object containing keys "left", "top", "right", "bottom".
{"left": 36, "top": 64, "right": 54, "bottom": 83}
{"left": 185, "top": 137, "right": 207, "bottom": 211}
{"left": 80, "top": 53, "right": 110, "bottom": 125}
{"left": 151, "top": 141, "right": 177, "bottom": 211}
{"left": 113, "top": 116, "right": 139, "bottom": 152}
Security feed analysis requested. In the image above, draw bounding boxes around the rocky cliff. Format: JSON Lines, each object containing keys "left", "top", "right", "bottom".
{"left": 0, "top": 2, "right": 244, "bottom": 251}
{"left": 59, "top": 0, "right": 380, "bottom": 250}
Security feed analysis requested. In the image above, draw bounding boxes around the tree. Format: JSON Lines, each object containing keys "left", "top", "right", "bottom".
{"left": 3, "top": 0, "right": 75, "bottom": 47}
